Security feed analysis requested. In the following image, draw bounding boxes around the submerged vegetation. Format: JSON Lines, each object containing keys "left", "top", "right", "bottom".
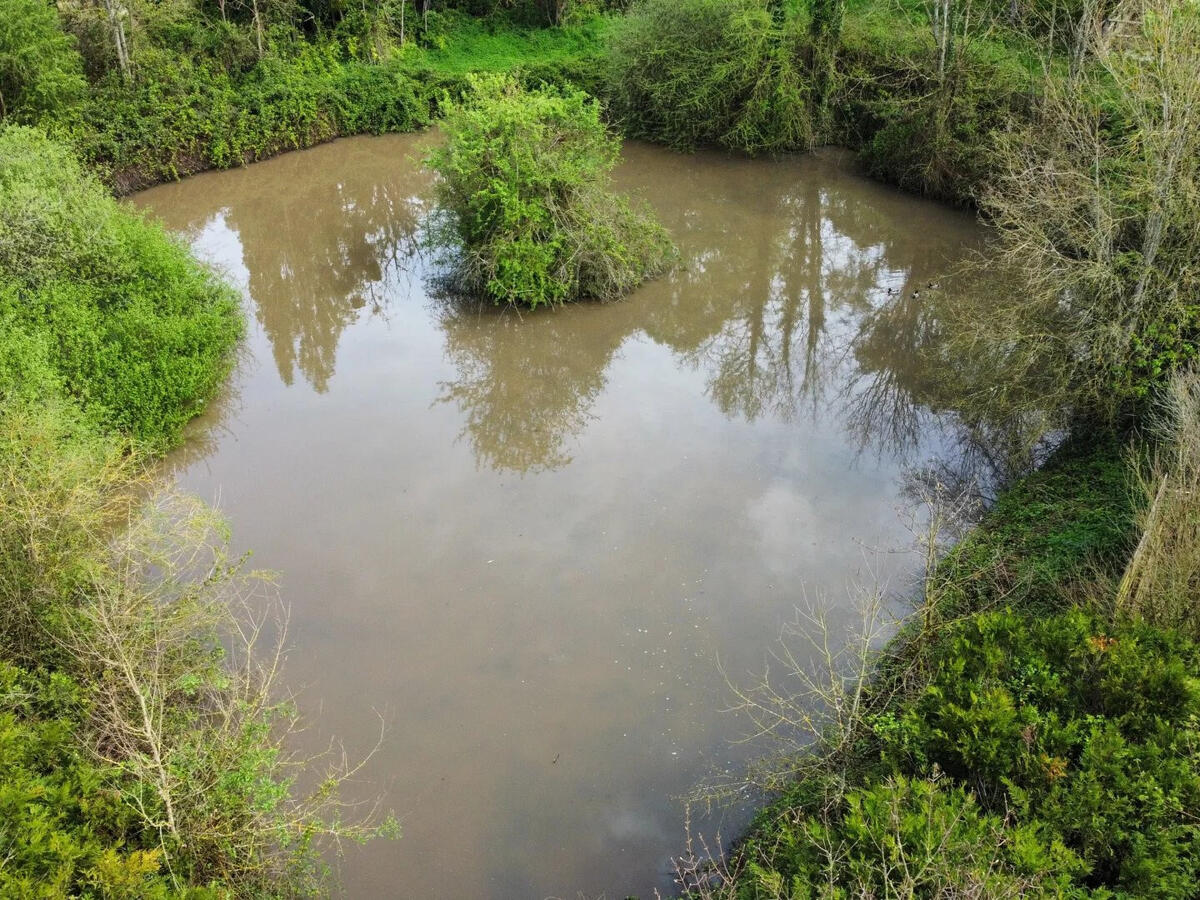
{"left": 2, "top": 0, "right": 1200, "bottom": 894}
{"left": 429, "top": 76, "right": 673, "bottom": 307}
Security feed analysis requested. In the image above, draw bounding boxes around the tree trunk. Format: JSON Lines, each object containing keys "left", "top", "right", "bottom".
{"left": 251, "top": 0, "right": 265, "bottom": 58}
{"left": 101, "top": 0, "right": 132, "bottom": 82}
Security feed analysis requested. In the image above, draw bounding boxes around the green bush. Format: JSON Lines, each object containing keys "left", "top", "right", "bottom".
{"left": 831, "top": 8, "right": 1035, "bottom": 203}
{"left": 605, "top": 0, "right": 812, "bottom": 153}
{"left": 427, "top": 76, "right": 673, "bottom": 307}
{"left": 334, "top": 59, "right": 434, "bottom": 134}
{"left": 0, "top": 126, "right": 241, "bottom": 446}
{"left": 736, "top": 775, "right": 1079, "bottom": 898}
{"left": 0, "top": 662, "right": 191, "bottom": 899}
{"left": 869, "top": 609, "right": 1200, "bottom": 896}
{"left": 0, "top": 399, "right": 138, "bottom": 663}
{"left": 736, "top": 605, "right": 1200, "bottom": 898}
{"left": 0, "top": 0, "right": 86, "bottom": 125}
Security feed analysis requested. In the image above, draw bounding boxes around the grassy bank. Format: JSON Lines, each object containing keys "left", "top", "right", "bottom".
{"left": 680, "top": 432, "right": 1200, "bottom": 897}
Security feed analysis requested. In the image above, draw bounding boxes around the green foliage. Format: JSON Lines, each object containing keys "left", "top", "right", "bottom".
{"left": 428, "top": 76, "right": 673, "bottom": 307}
{"left": 733, "top": 606, "right": 1200, "bottom": 898}
{"left": 60, "top": 12, "right": 606, "bottom": 192}
{"left": 0, "top": 0, "right": 86, "bottom": 124}
{"left": 0, "top": 126, "right": 242, "bottom": 446}
{"left": 736, "top": 775, "right": 1076, "bottom": 898}
{"left": 0, "top": 400, "right": 139, "bottom": 663}
{"left": 933, "top": 439, "right": 1135, "bottom": 616}
{"left": 605, "top": 0, "right": 813, "bottom": 153}
{"left": 832, "top": 4, "right": 1036, "bottom": 203}
{"left": 870, "top": 609, "right": 1200, "bottom": 896}
{"left": 0, "top": 663, "right": 191, "bottom": 899}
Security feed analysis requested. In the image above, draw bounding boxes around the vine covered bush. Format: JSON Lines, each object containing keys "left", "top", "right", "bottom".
{"left": 0, "top": 126, "right": 241, "bottom": 446}
{"left": 428, "top": 76, "right": 673, "bottom": 307}
{"left": 605, "top": 0, "right": 812, "bottom": 154}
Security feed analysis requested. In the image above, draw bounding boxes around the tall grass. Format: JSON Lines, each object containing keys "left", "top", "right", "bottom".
{"left": 1119, "top": 368, "right": 1200, "bottom": 633}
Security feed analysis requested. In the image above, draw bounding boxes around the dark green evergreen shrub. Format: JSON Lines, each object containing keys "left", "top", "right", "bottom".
{"left": 868, "top": 609, "right": 1200, "bottom": 896}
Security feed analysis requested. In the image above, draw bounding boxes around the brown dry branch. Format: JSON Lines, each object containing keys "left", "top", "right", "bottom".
{"left": 949, "top": 0, "right": 1200, "bottom": 432}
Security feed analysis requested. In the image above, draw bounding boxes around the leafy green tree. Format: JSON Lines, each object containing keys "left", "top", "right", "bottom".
{"left": 605, "top": 0, "right": 812, "bottom": 153}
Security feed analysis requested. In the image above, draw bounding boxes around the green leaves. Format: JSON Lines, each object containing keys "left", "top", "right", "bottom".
{"left": 605, "top": 0, "right": 814, "bottom": 154}
{"left": 0, "top": 0, "right": 86, "bottom": 126}
{"left": 874, "top": 609, "right": 1200, "bottom": 896}
{"left": 428, "top": 75, "right": 673, "bottom": 307}
{"left": 0, "top": 663, "right": 174, "bottom": 899}
{"left": 0, "top": 127, "right": 242, "bottom": 448}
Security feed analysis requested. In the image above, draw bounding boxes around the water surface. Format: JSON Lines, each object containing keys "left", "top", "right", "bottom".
{"left": 132, "top": 134, "right": 983, "bottom": 898}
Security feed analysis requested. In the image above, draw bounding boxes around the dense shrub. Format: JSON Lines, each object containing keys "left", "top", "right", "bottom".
{"left": 605, "top": 0, "right": 812, "bottom": 153}
{"left": 735, "top": 775, "right": 1077, "bottom": 897}
{"left": 829, "top": 5, "right": 1035, "bottom": 204}
{"left": 0, "top": 400, "right": 395, "bottom": 894}
{"left": 61, "top": 15, "right": 610, "bottom": 192}
{"left": 427, "top": 76, "right": 673, "bottom": 307}
{"left": 0, "top": 400, "right": 140, "bottom": 663}
{"left": 730, "top": 604, "right": 1200, "bottom": 899}
{"left": 869, "top": 608, "right": 1200, "bottom": 895}
{"left": 0, "top": 126, "right": 241, "bottom": 446}
{"left": 0, "top": 0, "right": 86, "bottom": 124}
{"left": 0, "top": 662, "right": 185, "bottom": 898}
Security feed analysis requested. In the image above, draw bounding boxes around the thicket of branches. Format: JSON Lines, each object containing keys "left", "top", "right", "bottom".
{"left": 0, "top": 401, "right": 396, "bottom": 896}
{"left": 941, "top": 0, "right": 1200, "bottom": 435}
{"left": 428, "top": 75, "right": 673, "bottom": 306}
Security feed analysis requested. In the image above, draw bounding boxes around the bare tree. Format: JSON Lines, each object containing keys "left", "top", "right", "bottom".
{"left": 62, "top": 490, "right": 394, "bottom": 889}
{"left": 99, "top": 0, "right": 133, "bottom": 81}
{"left": 946, "top": 0, "right": 1200, "bottom": 434}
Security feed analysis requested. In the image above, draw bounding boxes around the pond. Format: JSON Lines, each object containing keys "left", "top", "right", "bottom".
{"left": 132, "top": 133, "right": 984, "bottom": 899}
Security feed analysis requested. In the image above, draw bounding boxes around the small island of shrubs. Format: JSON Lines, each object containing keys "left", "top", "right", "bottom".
{"left": 427, "top": 76, "right": 675, "bottom": 309}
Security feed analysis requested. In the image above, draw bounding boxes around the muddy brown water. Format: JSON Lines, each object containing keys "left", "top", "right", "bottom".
{"left": 131, "top": 133, "right": 985, "bottom": 899}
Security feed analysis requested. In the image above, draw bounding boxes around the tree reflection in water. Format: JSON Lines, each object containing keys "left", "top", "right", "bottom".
{"left": 137, "top": 137, "right": 992, "bottom": 476}
{"left": 229, "top": 151, "right": 426, "bottom": 391}
{"left": 434, "top": 302, "right": 627, "bottom": 473}
{"left": 434, "top": 145, "right": 987, "bottom": 474}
